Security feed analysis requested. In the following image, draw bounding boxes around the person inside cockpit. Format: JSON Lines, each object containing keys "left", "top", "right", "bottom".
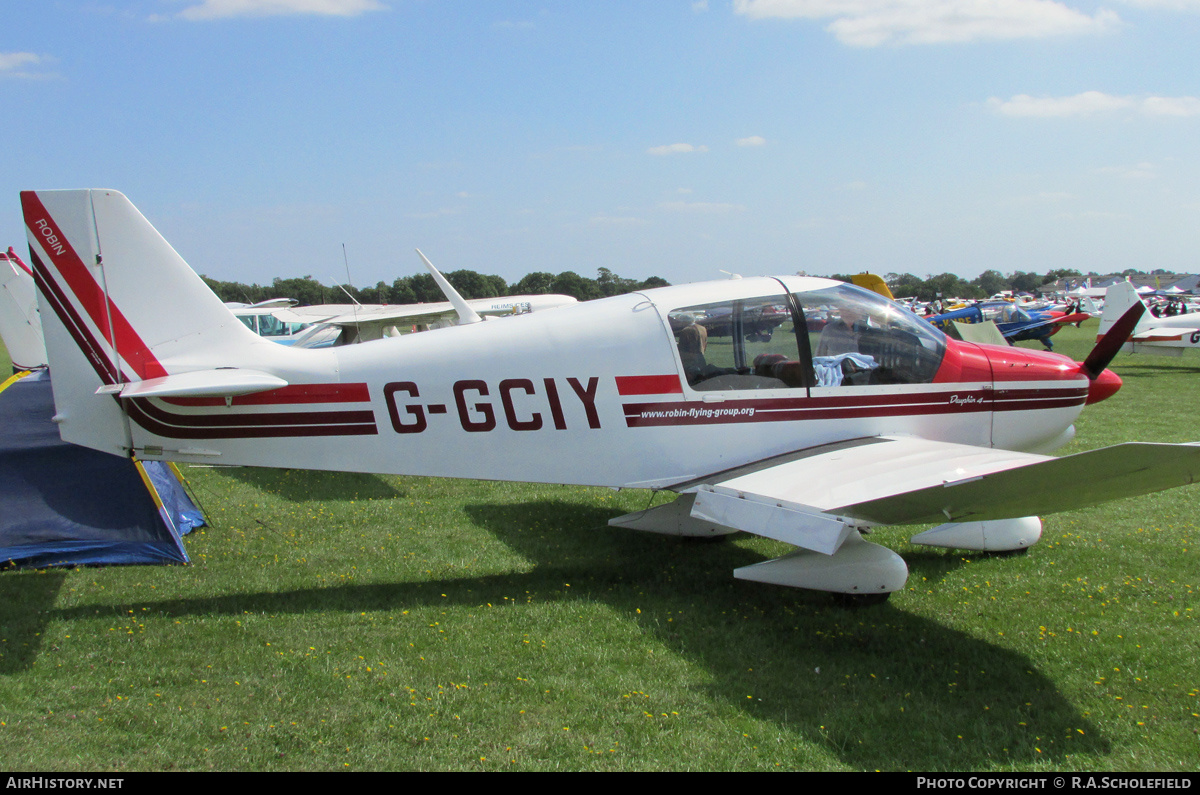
{"left": 816, "top": 305, "right": 865, "bottom": 357}
{"left": 676, "top": 314, "right": 709, "bottom": 383}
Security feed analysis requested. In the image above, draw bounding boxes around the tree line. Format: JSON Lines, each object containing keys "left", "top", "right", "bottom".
{"left": 201, "top": 267, "right": 671, "bottom": 307}
{"left": 827, "top": 268, "right": 1090, "bottom": 302}
{"left": 202, "top": 264, "right": 1135, "bottom": 309}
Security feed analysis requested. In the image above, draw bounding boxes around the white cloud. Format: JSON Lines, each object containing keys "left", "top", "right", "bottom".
{"left": 1113, "top": 0, "right": 1200, "bottom": 9}
{"left": 989, "top": 91, "right": 1133, "bottom": 116}
{"left": 0, "top": 52, "right": 40, "bottom": 71}
{"left": 733, "top": 0, "right": 1119, "bottom": 47}
{"left": 407, "top": 205, "right": 463, "bottom": 219}
{"left": 658, "top": 201, "right": 745, "bottom": 213}
{"left": 647, "top": 143, "right": 709, "bottom": 155}
{"left": 0, "top": 52, "right": 48, "bottom": 78}
{"left": 589, "top": 214, "right": 650, "bottom": 226}
{"left": 1141, "top": 96, "right": 1200, "bottom": 116}
{"left": 1096, "top": 162, "right": 1157, "bottom": 179}
{"left": 988, "top": 91, "right": 1200, "bottom": 117}
{"left": 736, "top": 135, "right": 768, "bottom": 146}
{"left": 178, "top": 0, "right": 387, "bottom": 20}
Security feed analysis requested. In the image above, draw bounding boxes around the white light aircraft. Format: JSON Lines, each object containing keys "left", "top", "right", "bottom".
{"left": 23, "top": 189, "right": 1200, "bottom": 602}
{"left": 0, "top": 246, "right": 47, "bottom": 371}
{"left": 1099, "top": 281, "right": 1200, "bottom": 356}
{"left": 274, "top": 286, "right": 579, "bottom": 348}
{"left": 229, "top": 272, "right": 577, "bottom": 348}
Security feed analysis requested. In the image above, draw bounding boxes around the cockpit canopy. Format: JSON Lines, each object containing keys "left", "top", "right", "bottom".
{"left": 668, "top": 282, "right": 946, "bottom": 391}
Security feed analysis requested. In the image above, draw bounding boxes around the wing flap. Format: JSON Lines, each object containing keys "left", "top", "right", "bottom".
{"left": 699, "top": 436, "right": 1049, "bottom": 514}
{"left": 691, "top": 488, "right": 855, "bottom": 555}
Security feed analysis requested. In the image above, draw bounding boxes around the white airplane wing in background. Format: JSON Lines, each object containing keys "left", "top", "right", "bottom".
{"left": 276, "top": 294, "right": 579, "bottom": 346}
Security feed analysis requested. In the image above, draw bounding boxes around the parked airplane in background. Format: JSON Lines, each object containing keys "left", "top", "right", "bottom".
{"left": 22, "top": 189, "right": 1200, "bottom": 602}
{"left": 230, "top": 278, "right": 577, "bottom": 348}
{"left": 277, "top": 289, "right": 579, "bottom": 348}
{"left": 0, "top": 247, "right": 47, "bottom": 371}
{"left": 925, "top": 301, "right": 1089, "bottom": 350}
{"left": 1100, "top": 281, "right": 1200, "bottom": 356}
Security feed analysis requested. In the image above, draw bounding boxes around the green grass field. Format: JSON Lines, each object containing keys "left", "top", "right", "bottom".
{"left": 0, "top": 325, "right": 1197, "bottom": 771}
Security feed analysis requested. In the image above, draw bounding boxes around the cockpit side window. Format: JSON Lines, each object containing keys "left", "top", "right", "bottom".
{"left": 793, "top": 284, "right": 947, "bottom": 387}
{"left": 668, "top": 295, "right": 808, "bottom": 391}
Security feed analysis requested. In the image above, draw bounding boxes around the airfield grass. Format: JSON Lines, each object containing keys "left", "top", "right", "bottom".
{"left": 0, "top": 325, "right": 1197, "bottom": 771}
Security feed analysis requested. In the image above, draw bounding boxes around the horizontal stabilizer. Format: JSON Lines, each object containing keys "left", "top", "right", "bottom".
{"left": 96, "top": 369, "right": 288, "bottom": 399}
{"left": 1131, "top": 327, "right": 1200, "bottom": 342}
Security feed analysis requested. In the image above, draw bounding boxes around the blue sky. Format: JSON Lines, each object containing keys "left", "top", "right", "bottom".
{"left": 4, "top": 1, "right": 1199, "bottom": 288}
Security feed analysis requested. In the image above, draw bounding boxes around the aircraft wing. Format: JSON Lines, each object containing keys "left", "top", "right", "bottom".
{"left": 685, "top": 436, "right": 1200, "bottom": 555}
{"left": 272, "top": 303, "right": 457, "bottom": 327}
{"left": 1130, "top": 326, "right": 1200, "bottom": 344}
{"left": 996, "top": 316, "right": 1060, "bottom": 339}
{"left": 275, "top": 304, "right": 462, "bottom": 346}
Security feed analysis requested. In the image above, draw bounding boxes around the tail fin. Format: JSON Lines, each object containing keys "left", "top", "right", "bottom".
{"left": 22, "top": 189, "right": 262, "bottom": 454}
{"left": 1097, "top": 282, "right": 1145, "bottom": 338}
{"left": 0, "top": 247, "right": 47, "bottom": 370}
{"left": 849, "top": 273, "right": 895, "bottom": 300}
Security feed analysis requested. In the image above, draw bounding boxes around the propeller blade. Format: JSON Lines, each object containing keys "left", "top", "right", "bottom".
{"left": 1081, "top": 300, "right": 1144, "bottom": 380}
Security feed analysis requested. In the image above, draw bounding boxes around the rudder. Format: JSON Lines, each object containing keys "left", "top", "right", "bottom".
{"left": 22, "top": 189, "right": 260, "bottom": 455}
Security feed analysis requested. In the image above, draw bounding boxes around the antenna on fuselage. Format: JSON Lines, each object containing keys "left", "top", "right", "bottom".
{"left": 337, "top": 243, "right": 363, "bottom": 342}
{"left": 415, "top": 249, "right": 482, "bottom": 326}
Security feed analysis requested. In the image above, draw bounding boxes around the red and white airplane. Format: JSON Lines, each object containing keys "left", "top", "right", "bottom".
{"left": 1099, "top": 281, "right": 1200, "bottom": 356}
{"left": 22, "top": 189, "right": 1200, "bottom": 601}
{"left": 0, "top": 246, "right": 47, "bottom": 371}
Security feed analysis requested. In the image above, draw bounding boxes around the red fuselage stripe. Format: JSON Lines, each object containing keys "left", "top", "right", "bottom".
{"left": 615, "top": 374, "right": 684, "bottom": 395}
{"left": 163, "top": 383, "right": 372, "bottom": 407}
{"left": 22, "top": 191, "right": 167, "bottom": 379}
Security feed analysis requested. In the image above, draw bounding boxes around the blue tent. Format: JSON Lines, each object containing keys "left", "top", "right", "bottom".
{"left": 0, "top": 370, "right": 203, "bottom": 568}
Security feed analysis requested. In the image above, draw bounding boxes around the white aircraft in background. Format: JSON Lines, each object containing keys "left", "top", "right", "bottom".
{"left": 0, "top": 246, "right": 47, "bottom": 371}
{"left": 22, "top": 189, "right": 1200, "bottom": 602}
{"left": 229, "top": 277, "right": 577, "bottom": 348}
{"left": 277, "top": 289, "right": 579, "bottom": 349}
{"left": 1099, "top": 281, "right": 1200, "bottom": 356}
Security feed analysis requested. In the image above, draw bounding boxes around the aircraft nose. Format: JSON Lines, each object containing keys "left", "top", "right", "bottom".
{"left": 1085, "top": 367, "right": 1122, "bottom": 405}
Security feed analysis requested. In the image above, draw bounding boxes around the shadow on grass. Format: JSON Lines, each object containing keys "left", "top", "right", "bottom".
{"left": 48, "top": 499, "right": 1105, "bottom": 769}
{"left": 1113, "top": 362, "right": 1200, "bottom": 378}
{"left": 217, "top": 467, "right": 405, "bottom": 502}
{"left": 0, "top": 569, "right": 67, "bottom": 674}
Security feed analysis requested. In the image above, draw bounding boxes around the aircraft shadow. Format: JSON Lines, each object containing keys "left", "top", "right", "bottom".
{"left": 216, "top": 467, "right": 406, "bottom": 502}
{"left": 467, "top": 501, "right": 1107, "bottom": 769}
{"left": 34, "top": 499, "right": 1105, "bottom": 770}
{"left": 1115, "top": 362, "right": 1200, "bottom": 377}
{"left": 0, "top": 569, "right": 67, "bottom": 675}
